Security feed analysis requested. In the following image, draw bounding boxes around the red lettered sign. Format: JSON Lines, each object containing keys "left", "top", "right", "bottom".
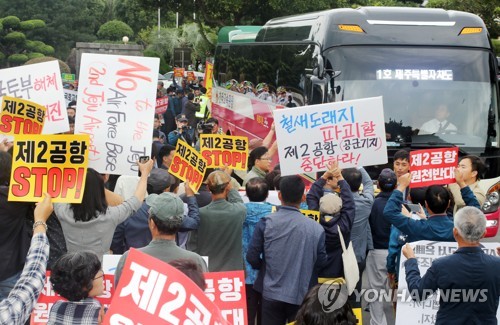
{"left": 102, "top": 249, "right": 229, "bottom": 325}
{"left": 155, "top": 96, "right": 169, "bottom": 115}
{"left": 410, "top": 147, "right": 459, "bottom": 187}
{"left": 204, "top": 271, "right": 248, "bottom": 325}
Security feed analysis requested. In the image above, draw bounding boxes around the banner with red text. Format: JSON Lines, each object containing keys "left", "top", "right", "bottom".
{"left": 155, "top": 96, "right": 169, "bottom": 115}
{"left": 0, "top": 61, "right": 68, "bottom": 134}
{"left": 8, "top": 134, "right": 89, "bottom": 203}
{"left": 169, "top": 139, "right": 207, "bottom": 192}
{"left": 200, "top": 134, "right": 249, "bottom": 170}
{"left": 74, "top": 54, "right": 159, "bottom": 176}
{"left": 273, "top": 96, "right": 387, "bottom": 175}
{"left": 0, "top": 96, "right": 46, "bottom": 135}
{"left": 103, "top": 249, "right": 228, "bottom": 325}
{"left": 410, "top": 148, "right": 458, "bottom": 187}
{"left": 204, "top": 271, "right": 248, "bottom": 325}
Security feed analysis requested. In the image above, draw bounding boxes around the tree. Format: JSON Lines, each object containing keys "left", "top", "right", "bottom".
{"left": 426, "top": 0, "right": 500, "bottom": 38}
{"left": 97, "top": 20, "right": 134, "bottom": 41}
{"left": 0, "top": 15, "right": 53, "bottom": 68}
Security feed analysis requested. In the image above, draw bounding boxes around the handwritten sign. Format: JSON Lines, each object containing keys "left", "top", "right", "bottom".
{"left": 103, "top": 249, "right": 229, "bottom": 325}
{"left": 0, "top": 61, "right": 68, "bottom": 134}
{"left": 155, "top": 96, "right": 169, "bottom": 115}
{"left": 410, "top": 148, "right": 458, "bottom": 187}
{"left": 0, "top": 96, "right": 46, "bottom": 135}
{"left": 169, "top": 139, "right": 207, "bottom": 192}
{"left": 200, "top": 134, "right": 249, "bottom": 170}
{"left": 273, "top": 97, "right": 387, "bottom": 176}
{"left": 204, "top": 271, "right": 247, "bottom": 325}
{"left": 174, "top": 67, "right": 185, "bottom": 78}
{"left": 30, "top": 271, "right": 115, "bottom": 324}
{"left": 9, "top": 134, "right": 89, "bottom": 203}
{"left": 396, "top": 241, "right": 500, "bottom": 325}
{"left": 74, "top": 53, "right": 159, "bottom": 176}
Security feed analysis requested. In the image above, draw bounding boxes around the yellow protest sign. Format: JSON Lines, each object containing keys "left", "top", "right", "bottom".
{"left": 271, "top": 206, "right": 321, "bottom": 223}
{"left": 169, "top": 139, "right": 207, "bottom": 192}
{"left": 0, "top": 96, "right": 46, "bottom": 135}
{"left": 9, "top": 134, "right": 89, "bottom": 203}
{"left": 204, "top": 61, "right": 213, "bottom": 100}
{"left": 174, "top": 67, "right": 185, "bottom": 78}
{"left": 200, "top": 134, "right": 249, "bottom": 170}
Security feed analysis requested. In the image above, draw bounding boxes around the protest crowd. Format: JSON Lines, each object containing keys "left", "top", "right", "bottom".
{"left": 1, "top": 58, "right": 500, "bottom": 325}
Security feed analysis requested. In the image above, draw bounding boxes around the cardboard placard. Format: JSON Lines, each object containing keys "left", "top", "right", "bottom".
{"left": 169, "top": 139, "right": 207, "bottom": 192}
{"left": 0, "top": 96, "right": 46, "bottom": 135}
{"left": 200, "top": 134, "right": 249, "bottom": 170}
{"left": 410, "top": 148, "right": 459, "bottom": 187}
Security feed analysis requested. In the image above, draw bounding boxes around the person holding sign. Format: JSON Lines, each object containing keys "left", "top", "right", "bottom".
{"left": 402, "top": 207, "right": 500, "bottom": 324}
{"left": 383, "top": 170, "right": 481, "bottom": 245}
{"left": 306, "top": 161, "right": 356, "bottom": 279}
{"left": 54, "top": 159, "right": 154, "bottom": 262}
{"left": 188, "top": 170, "right": 246, "bottom": 272}
{"left": 0, "top": 194, "right": 52, "bottom": 325}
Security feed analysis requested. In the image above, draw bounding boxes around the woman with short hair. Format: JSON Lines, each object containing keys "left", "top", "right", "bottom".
{"left": 48, "top": 251, "right": 104, "bottom": 325}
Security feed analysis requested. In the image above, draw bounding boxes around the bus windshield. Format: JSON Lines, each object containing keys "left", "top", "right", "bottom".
{"left": 324, "top": 46, "right": 498, "bottom": 150}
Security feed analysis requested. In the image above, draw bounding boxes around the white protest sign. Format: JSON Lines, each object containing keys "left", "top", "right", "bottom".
{"left": 273, "top": 96, "right": 387, "bottom": 176}
{"left": 0, "top": 61, "right": 68, "bottom": 134}
{"left": 75, "top": 53, "right": 159, "bottom": 175}
{"left": 396, "top": 240, "right": 500, "bottom": 325}
{"left": 63, "top": 89, "right": 77, "bottom": 106}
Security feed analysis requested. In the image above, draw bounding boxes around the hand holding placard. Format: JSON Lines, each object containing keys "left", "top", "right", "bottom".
{"left": 397, "top": 173, "right": 411, "bottom": 192}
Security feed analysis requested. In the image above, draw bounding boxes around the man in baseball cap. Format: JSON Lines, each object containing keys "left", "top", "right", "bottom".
{"left": 115, "top": 191, "right": 207, "bottom": 286}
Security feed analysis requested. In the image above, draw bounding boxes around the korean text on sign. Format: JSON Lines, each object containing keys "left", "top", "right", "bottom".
{"left": 8, "top": 134, "right": 89, "bottom": 203}
{"left": 155, "top": 96, "right": 169, "bottom": 115}
{"left": 169, "top": 139, "right": 207, "bottom": 192}
{"left": 204, "top": 271, "right": 248, "bottom": 325}
{"left": 395, "top": 241, "right": 500, "bottom": 325}
{"left": 103, "top": 249, "right": 229, "bottom": 325}
{"left": 0, "top": 96, "right": 46, "bottom": 135}
{"left": 74, "top": 53, "right": 159, "bottom": 176}
{"left": 200, "top": 134, "right": 249, "bottom": 171}
{"left": 273, "top": 97, "right": 387, "bottom": 176}
{"left": 410, "top": 148, "right": 458, "bottom": 188}
{"left": 0, "top": 61, "right": 68, "bottom": 134}
{"left": 31, "top": 271, "right": 115, "bottom": 324}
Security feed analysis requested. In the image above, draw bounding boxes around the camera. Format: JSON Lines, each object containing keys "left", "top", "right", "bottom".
{"left": 197, "top": 121, "right": 215, "bottom": 134}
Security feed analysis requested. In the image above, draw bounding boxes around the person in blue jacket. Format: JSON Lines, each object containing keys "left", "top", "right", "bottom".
{"left": 383, "top": 169, "right": 480, "bottom": 244}
{"left": 306, "top": 161, "right": 355, "bottom": 278}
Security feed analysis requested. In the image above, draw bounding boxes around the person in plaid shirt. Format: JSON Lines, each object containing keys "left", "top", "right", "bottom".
{"left": 0, "top": 194, "right": 53, "bottom": 325}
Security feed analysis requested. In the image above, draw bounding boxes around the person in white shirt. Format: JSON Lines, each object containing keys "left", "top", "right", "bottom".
{"left": 418, "top": 104, "right": 457, "bottom": 135}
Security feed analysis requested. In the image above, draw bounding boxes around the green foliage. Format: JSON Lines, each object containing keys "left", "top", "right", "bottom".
{"left": 27, "top": 52, "right": 45, "bottom": 59}
{"left": 0, "top": 52, "right": 5, "bottom": 61}
{"left": 4, "top": 31, "right": 26, "bottom": 45}
{"left": 2, "top": 16, "right": 21, "bottom": 29}
{"left": 24, "top": 56, "right": 71, "bottom": 74}
{"left": 492, "top": 39, "right": 500, "bottom": 56}
{"left": 40, "top": 44, "right": 55, "bottom": 55}
{"left": 20, "top": 19, "right": 46, "bottom": 30}
{"left": 97, "top": 20, "right": 134, "bottom": 41}
{"left": 144, "top": 49, "right": 169, "bottom": 73}
{"left": 8, "top": 53, "right": 28, "bottom": 64}
{"left": 426, "top": 0, "right": 500, "bottom": 38}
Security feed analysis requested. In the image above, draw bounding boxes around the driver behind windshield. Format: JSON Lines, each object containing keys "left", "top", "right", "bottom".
{"left": 418, "top": 104, "right": 457, "bottom": 135}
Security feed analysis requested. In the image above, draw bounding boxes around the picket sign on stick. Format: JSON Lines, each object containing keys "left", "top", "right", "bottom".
{"left": 8, "top": 134, "right": 89, "bottom": 203}
{"left": 0, "top": 61, "right": 68, "bottom": 134}
{"left": 200, "top": 134, "right": 249, "bottom": 171}
{"left": 74, "top": 53, "right": 159, "bottom": 176}
{"left": 0, "top": 96, "right": 46, "bottom": 135}
{"left": 169, "top": 139, "right": 207, "bottom": 192}
{"left": 273, "top": 96, "right": 387, "bottom": 176}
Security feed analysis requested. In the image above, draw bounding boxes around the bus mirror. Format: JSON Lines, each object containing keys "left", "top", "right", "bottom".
{"left": 313, "top": 55, "right": 325, "bottom": 79}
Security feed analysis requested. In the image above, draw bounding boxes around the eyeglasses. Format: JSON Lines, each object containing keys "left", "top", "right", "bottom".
{"left": 94, "top": 270, "right": 104, "bottom": 280}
